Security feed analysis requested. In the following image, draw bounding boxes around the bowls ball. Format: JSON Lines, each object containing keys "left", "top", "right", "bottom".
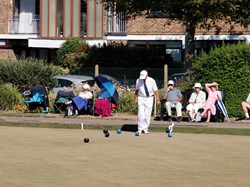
{"left": 84, "top": 138, "right": 89, "bottom": 143}
{"left": 117, "top": 129, "right": 122, "bottom": 134}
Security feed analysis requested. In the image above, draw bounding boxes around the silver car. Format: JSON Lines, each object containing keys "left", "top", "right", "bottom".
{"left": 52, "top": 75, "right": 95, "bottom": 93}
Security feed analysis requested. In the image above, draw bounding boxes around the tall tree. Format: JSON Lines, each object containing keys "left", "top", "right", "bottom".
{"left": 100, "top": 0, "right": 250, "bottom": 67}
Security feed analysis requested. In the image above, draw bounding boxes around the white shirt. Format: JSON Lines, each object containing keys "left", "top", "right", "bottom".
{"left": 78, "top": 91, "right": 93, "bottom": 99}
{"left": 136, "top": 77, "right": 158, "bottom": 97}
{"left": 189, "top": 90, "right": 206, "bottom": 106}
{"left": 246, "top": 93, "right": 250, "bottom": 102}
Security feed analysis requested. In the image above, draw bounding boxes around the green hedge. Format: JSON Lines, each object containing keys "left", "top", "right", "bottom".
{"left": 191, "top": 42, "right": 250, "bottom": 117}
{"left": 0, "top": 58, "right": 63, "bottom": 91}
{"left": 0, "top": 84, "right": 24, "bottom": 110}
{"left": 118, "top": 92, "right": 137, "bottom": 114}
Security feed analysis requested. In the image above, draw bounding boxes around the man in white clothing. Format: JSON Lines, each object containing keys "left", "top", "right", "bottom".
{"left": 186, "top": 83, "right": 206, "bottom": 122}
{"left": 134, "top": 70, "right": 160, "bottom": 134}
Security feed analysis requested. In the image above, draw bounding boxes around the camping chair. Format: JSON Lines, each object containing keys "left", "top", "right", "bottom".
{"left": 23, "top": 92, "right": 45, "bottom": 112}
{"left": 53, "top": 90, "right": 75, "bottom": 114}
{"left": 54, "top": 97, "right": 71, "bottom": 114}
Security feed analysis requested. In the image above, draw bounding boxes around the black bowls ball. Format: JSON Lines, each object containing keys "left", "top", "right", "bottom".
{"left": 105, "top": 132, "right": 110, "bottom": 137}
{"left": 84, "top": 138, "right": 89, "bottom": 143}
{"left": 103, "top": 129, "right": 109, "bottom": 134}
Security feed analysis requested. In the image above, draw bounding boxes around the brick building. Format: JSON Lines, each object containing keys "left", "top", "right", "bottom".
{"left": 0, "top": 0, "right": 250, "bottom": 64}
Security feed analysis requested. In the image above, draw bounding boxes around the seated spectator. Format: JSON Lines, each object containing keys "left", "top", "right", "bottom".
{"left": 94, "top": 98, "right": 111, "bottom": 117}
{"left": 162, "top": 80, "right": 183, "bottom": 122}
{"left": 54, "top": 87, "right": 75, "bottom": 113}
{"left": 78, "top": 84, "right": 93, "bottom": 100}
{"left": 241, "top": 93, "right": 250, "bottom": 120}
{"left": 201, "top": 82, "right": 222, "bottom": 123}
{"left": 66, "top": 84, "right": 93, "bottom": 116}
{"left": 186, "top": 83, "right": 206, "bottom": 122}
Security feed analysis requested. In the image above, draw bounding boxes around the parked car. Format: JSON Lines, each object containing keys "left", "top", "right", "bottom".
{"left": 52, "top": 75, "right": 95, "bottom": 93}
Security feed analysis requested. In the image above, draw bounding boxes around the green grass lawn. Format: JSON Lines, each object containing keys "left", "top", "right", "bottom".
{"left": 0, "top": 126, "right": 250, "bottom": 187}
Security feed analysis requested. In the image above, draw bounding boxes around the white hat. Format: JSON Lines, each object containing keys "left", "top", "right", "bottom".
{"left": 83, "top": 84, "right": 90, "bottom": 90}
{"left": 168, "top": 80, "right": 174, "bottom": 85}
{"left": 139, "top": 70, "right": 148, "bottom": 79}
{"left": 193, "top": 83, "right": 203, "bottom": 89}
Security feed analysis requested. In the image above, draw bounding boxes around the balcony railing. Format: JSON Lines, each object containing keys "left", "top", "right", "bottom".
{"left": 8, "top": 19, "right": 40, "bottom": 34}
{"left": 106, "top": 12, "right": 126, "bottom": 36}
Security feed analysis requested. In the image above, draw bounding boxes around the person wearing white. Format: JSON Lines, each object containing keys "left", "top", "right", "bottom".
{"left": 134, "top": 70, "right": 160, "bottom": 134}
{"left": 241, "top": 93, "right": 250, "bottom": 120}
{"left": 186, "top": 83, "right": 206, "bottom": 122}
{"left": 79, "top": 84, "right": 93, "bottom": 99}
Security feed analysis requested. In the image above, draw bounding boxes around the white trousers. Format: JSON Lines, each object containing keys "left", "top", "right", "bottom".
{"left": 186, "top": 103, "right": 204, "bottom": 114}
{"left": 166, "top": 101, "right": 182, "bottom": 117}
{"left": 138, "top": 96, "right": 154, "bottom": 132}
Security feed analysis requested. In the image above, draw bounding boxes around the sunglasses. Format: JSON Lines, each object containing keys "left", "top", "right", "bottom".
{"left": 168, "top": 84, "right": 173, "bottom": 86}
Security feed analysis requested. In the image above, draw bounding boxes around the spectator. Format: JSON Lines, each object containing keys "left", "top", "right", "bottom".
{"left": 162, "top": 80, "right": 183, "bottom": 122}
{"left": 201, "top": 82, "right": 222, "bottom": 123}
{"left": 186, "top": 83, "right": 206, "bottom": 122}
{"left": 66, "top": 84, "right": 93, "bottom": 116}
{"left": 241, "top": 93, "right": 250, "bottom": 120}
{"left": 134, "top": 70, "right": 160, "bottom": 134}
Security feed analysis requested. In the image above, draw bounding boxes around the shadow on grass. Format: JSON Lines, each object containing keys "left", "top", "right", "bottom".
{"left": 121, "top": 124, "right": 138, "bottom": 132}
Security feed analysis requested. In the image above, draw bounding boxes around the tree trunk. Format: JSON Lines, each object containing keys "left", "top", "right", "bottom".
{"left": 184, "top": 21, "right": 196, "bottom": 68}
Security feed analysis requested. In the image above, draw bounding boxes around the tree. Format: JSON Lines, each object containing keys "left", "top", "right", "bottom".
{"left": 100, "top": 0, "right": 250, "bottom": 67}
{"left": 56, "top": 37, "right": 89, "bottom": 73}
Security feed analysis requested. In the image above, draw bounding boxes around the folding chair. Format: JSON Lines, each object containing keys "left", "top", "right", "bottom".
{"left": 23, "top": 92, "right": 45, "bottom": 112}
{"left": 54, "top": 97, "right": 70, "bottom": 114}
{"left": 53, "top": 89, "right": 75, "bottom": 114}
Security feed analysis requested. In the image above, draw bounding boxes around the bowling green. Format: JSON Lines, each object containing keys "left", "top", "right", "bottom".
{"left": 0, "top": 126, "right": 249, "bottom": 187}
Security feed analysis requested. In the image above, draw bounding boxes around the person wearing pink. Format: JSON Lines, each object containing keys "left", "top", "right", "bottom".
{"left": 201, "top": 82, "right": 222, "bottom": 123}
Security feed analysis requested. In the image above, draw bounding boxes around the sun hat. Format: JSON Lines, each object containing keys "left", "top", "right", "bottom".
{"left": 193, "top": 83, "right": 203, "bottom": 89}
{"left": 83, "top": 84, "right": 90, "bottom": 90}
{"left": 210, "top": 82, "right": 219, "bottom": 89}
{"left": 139, "top": 70, "right": 148, "bottom": 79}
{"left": 168, "top": 80, "right": 174, "bottom": 85}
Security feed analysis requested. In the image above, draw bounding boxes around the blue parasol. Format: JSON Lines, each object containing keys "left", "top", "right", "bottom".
{"left": 93, "top": 75, "right": 119, "bottom": 105}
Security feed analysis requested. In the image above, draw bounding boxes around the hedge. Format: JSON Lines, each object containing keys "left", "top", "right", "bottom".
{"left": 0, "top": 58, "right": 63, "bottom": 91}
{"left": 191, "top": 42, "right": 250, "bottom": 117}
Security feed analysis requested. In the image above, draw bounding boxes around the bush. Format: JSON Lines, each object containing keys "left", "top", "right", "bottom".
{"left": 56, "top": 37, "right": 89, "bottom": 73}
{"left": 0, "top": 58, "right": 63, "bottom": 91}
{"left": 191, "top": 42, "right": 250, "bottom": 117}
{"left": 118, "top": 92, "right": 137, "bottom": 114}
{"left": 0, "top": 84, "right": 25, "bottom": 111}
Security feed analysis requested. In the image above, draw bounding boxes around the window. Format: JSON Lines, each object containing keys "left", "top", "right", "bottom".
{"left": 57, "top": 0, "right": 63, "bottom": 37}
{"left": 80, "top": 0, "right": 87, "bottom": 37}
{"left": 56, "top": 79, "right": 73, "bottom": 88}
